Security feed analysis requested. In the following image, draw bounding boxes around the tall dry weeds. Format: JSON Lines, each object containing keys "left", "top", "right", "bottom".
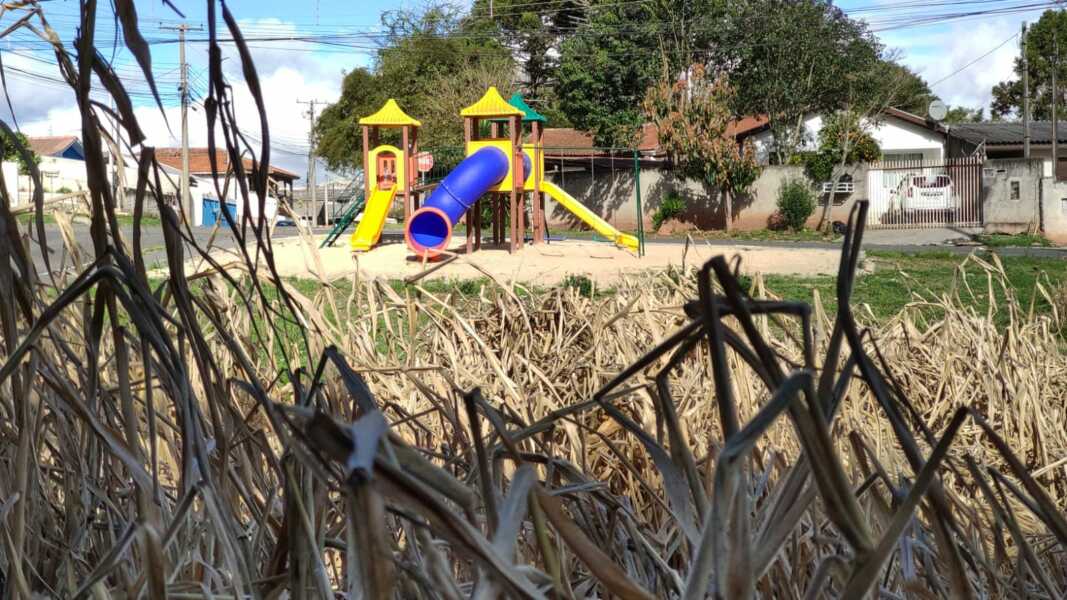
{"left": 0, "top": 1, "right": 1066, "bottom": 598}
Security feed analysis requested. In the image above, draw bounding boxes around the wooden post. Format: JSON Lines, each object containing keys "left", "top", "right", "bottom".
{"left": 510, "top": 115, "right": 523, "bottom": 252}
{"left": 362, "top": 125, "right": 371, "bottom": 200}
{"left": 532, "top": 120, "right": 544, "bottom": 244}
{"left": 401, "top": 125, "right": 410, "bottom": 222}
{"left": 465, "top": 117, "right": 474, "bottom": 254}
{"left": 474, "top": 198, "right": 482, "bottom": 251}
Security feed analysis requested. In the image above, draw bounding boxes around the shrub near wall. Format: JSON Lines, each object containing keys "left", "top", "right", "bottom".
{"left": 776, "top": 180, "right": 816, "bottom": 231}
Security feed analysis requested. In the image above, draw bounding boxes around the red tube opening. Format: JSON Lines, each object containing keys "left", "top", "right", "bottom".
{"left": 405, "top": 206, "right": 453, "bottom": 258}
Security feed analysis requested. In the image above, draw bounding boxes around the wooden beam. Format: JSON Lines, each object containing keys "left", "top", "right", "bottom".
{"left": 532, "top": 121, "right": 544, "bottom": 244}
{"left": 362, "top": 125, "right": 371, "bottom": 200}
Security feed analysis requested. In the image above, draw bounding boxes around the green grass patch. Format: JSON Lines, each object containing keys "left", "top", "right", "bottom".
{"left": 684, "top": 228, "right": 837, "bottom": 243}
{"left": 762, "top": 250, "right": 1067, "bottom": 323}
{"left": 16, "top": 212, "right": 161, "bottom": 226}
{"left": 974, "top": 232, "right": 1052, "bottom": 248}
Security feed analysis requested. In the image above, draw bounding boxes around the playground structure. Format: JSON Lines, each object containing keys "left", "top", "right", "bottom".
{"left": 344, "top": 89, "right": 640, "bottom": 258}
{"left": 349, "top": 99, "right": 420, "bottom": 252}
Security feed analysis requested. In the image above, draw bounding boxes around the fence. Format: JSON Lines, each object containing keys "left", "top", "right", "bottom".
{"left": 865, "top": 155, "right": 983, "bottom": 229}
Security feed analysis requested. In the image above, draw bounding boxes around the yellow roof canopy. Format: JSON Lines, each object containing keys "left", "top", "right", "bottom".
{"left": 359, "top": 99, "right": 421, "bottom": 127}
{"left": 460, "top": 87, "right": 523, "bottom": 119}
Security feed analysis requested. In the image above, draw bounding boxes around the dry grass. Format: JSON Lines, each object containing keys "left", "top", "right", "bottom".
{"left": 2, "top": 2, "right": 1067, "bottom": 598}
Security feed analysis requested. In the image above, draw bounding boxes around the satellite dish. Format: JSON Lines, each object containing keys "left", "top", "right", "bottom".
{"left": 928, "top": 100, "right": 948, "bottom": 121}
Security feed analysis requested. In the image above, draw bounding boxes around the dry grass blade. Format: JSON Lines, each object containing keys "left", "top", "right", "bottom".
{"left": 2, "top": 2, "right": 1067, "bottom": 598}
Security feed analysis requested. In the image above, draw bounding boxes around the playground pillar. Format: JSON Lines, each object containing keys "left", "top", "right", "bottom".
{"left": 465, "top": 117, "right": 475, "bottom": 255}
{"left": 510, "top": 114, "right": 523, "bottom": 252}
{"left": 532, "top": 120, "right": 544, "bottom": 244}
{"left": 361, "top": 125, "right": 371, "bottom": 201}
{"left": 402, "top": 125, "right": 411, "bottom": 222}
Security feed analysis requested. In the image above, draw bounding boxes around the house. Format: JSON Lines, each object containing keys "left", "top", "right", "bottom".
{"left": 154, "top": 148, "right": 299, "bottom": 199}
{"left": 947, "top": 122, "right": 1067, "bottom": 177}
{"left": 748, "top": 107, "right": 951, "bottom": 164}
{"left": 27, "top": 136, "right": 86, "bottom": 160}
{"left": 155, "top": 148, "right": 300, "bottom": 226}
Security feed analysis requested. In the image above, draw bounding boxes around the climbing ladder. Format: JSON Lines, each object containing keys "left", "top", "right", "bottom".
{"left": 320, "top": 178, "right": 366, "bottom": 248}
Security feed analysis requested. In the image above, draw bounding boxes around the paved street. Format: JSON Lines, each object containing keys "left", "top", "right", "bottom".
{"left": 21, "top": 223, "right": 330, "bottom": 274}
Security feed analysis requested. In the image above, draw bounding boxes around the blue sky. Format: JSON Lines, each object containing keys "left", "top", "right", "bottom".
{"left": 0, "top": 1, "right": 1047, "bottom": 178}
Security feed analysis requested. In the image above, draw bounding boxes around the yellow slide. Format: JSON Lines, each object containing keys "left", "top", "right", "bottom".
{"left": 540, "top": 180, "right": 639, "bottom": 251}
{"left": 350, "top": 186, "right": 398, "bottom": 252}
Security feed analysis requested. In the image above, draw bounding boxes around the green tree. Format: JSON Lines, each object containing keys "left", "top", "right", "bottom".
{"left": 0, "top": 130, "right": 39, "bottom": 175}
{"left": 313, "top": 4, "right": 515, "bottom": 172}
{"left": 466, "top": 0, "right": 584, "bottom": 110}
{"left": 643, "top": 65, "right": 761, "bottom": 231}
{"left": 727, "top": 1, "right": 884, "bottom": 161}
{"left": 993, "top": 10, "right": 1067, "bottom": 119}
{"left": 556, "top": 2, "right": 662, "bottom": 147}
{"left": 802, "top": 112, "right": 880, "bottom": 182}
{"left": 313, "top": 68, "right": 384, "bottom": 173}
{"left": 801, "top": 110, "right": 880, "bottom": 229}
{"left": 871, "top": 61, "right": 938, "bottom": 115}
{"left": 944, "top": 105, "right": 985, "bottom": 123}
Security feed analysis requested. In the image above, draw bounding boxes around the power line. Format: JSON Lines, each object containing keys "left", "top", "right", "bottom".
{"left": 929, "top": 32, "right": 1019, "bottom": 87}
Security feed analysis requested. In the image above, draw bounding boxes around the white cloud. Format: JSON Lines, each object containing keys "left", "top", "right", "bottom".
{"left": 883, "top": 19, "right": 1022, "bottom": 112}
{"left": 6, "top": 17, "right": 359, "bottom": 179}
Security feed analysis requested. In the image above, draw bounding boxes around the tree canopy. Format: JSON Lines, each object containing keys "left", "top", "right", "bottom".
{"left": 993, "top": 10, "right": 1065, "bottom": 120}
{"left": 316, "top": 0, "right": 946, "bottom": 171}
{"left": 643, "top": 65, "right": 761, "bottom": 229}
{"left": 555, "top": 2, "right": 663, "bottom": 147}
{"left": 314, "top": 4, "right": 514, "bottom": 172}
{"left": 0, "top": 130, "right": 39, "bottom": 175}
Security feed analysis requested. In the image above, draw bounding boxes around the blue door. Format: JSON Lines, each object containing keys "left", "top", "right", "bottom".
{"left": 202, "top": 197, "right": 219, "bottom": 226}
{"left": 202, "top": 197, "right": 237, "bottom": 226}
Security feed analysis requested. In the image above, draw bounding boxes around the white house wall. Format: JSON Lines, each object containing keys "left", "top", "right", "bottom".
{"left": 750, "top": 114, "right": 945, "bottom": 163}
{"left": 2, "top": 162, "right": 17, "bottom": 205}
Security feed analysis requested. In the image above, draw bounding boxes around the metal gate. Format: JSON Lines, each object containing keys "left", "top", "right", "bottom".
{"left": 865, "top": 155, "right": 983, "bottom": 228}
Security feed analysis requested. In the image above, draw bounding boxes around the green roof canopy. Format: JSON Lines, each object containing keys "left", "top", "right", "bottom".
{"left": 489, "top": 93, "right": 548, "bottom": 124}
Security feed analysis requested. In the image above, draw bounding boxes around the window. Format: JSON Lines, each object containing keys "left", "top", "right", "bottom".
{"left": 1010, "top": 180, "right": 1021, "bottom": 201}
{"left": 883, "top": 152, "right": 924, "bottom": 163}
{"left": 820, "top": 181, "right": 855, "bottom": 194}
{"left": 1062, "top": 198, "right": 1067, "bottom": 215}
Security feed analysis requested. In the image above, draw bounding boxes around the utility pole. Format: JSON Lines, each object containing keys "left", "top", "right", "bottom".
{"left": 298, "top": 99, "right": 326, "bottom": 225}
{"left": 1054, "top": 29, "right": 1059, "bottom": 179}
{"left": 161, "top": 22, "right": 202, "bottom": 222}
{"left": 1023, "top": 22, "right": 1031, "bottom": 158}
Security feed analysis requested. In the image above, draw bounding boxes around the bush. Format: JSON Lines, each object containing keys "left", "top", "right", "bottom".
{"left": 766, "top": 211, "right": 789, "bottom": 231}
{"left": 776, "top": 180, "right": 816, "bottom": 231}
{"left": 652, "top": 192, "right": 685, "bottom": 231}
{"left": 562, "top": 274, "right": 595, "bottom": 298}
{"left": 57, "top": 186, "right": 73, "bottom": 194}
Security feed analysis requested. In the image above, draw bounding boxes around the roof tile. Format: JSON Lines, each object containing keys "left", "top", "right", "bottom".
{"left": 155, "top": 148, "right": 299, "bottom": 180}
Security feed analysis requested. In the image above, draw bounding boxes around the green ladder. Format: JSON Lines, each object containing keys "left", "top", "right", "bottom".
{"left": 320, "top": 190, "right": 366, "bottom": 248}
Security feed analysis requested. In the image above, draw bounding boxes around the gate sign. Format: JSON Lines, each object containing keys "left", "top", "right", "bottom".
{"left": 415, "top": 152, "right": 434, "bottom": 173}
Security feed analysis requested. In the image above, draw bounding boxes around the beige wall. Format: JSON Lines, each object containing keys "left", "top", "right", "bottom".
{"left": 982, "top": 159, "right": 1042, "bottom": 233}
{"left": 1041, "top": 178, "right": 1067, "bottom": 244}
{"left": 544, "top": 163, "right": 865, "bottom": 233}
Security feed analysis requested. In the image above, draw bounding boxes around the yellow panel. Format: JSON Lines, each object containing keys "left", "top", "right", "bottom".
{"left": 521, "top": 144, "right": 544, "bottom": 192}
{"left": 359, "top": 99, "right": 421, "bottom": 127}
{"left": 367, "top": 144, "right": 407, "bottom": 192}
{"left": 466, "top": 139, "right": 521, "bottom": 192}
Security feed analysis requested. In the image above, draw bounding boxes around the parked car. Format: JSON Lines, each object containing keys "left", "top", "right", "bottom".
{"left": 896, "top": 173, "right": 955, "bottom": 211}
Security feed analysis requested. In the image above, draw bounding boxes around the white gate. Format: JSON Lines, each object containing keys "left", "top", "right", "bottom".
{"left": 865, "top": 156, "right": 983, "bottom": 228}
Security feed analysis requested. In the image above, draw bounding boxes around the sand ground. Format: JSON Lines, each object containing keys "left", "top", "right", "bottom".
{"left": 168, "top": 232, "right": 842, "bottom": 285}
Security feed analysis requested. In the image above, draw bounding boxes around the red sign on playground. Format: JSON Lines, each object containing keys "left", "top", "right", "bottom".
{"left": 416, "top": 152, "right": 434, "bottom": 173}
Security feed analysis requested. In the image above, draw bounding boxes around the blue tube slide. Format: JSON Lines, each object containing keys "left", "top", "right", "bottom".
{"left": 406, "top": 146, "right": 530, "bottom": 257}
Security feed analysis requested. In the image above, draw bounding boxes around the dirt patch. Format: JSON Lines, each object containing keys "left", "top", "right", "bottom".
{"left": 166, "top": 232, "right": 842, "bottom": 285}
